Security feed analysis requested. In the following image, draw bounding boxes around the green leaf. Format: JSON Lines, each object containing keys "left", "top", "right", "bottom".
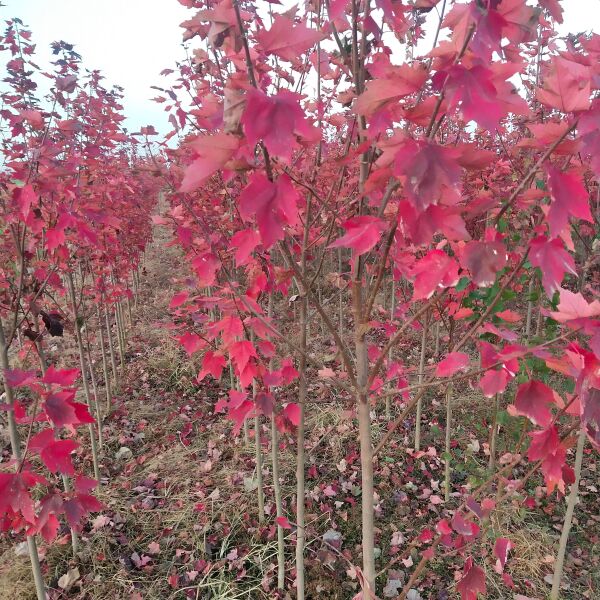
{"left": 455, "top": 277, "right": 470, "bottom": 292}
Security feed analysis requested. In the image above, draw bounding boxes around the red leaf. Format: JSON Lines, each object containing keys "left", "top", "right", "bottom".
{"left": 547, "top": 168, "right": 592, "bottom": 239}
{"left": 456, "top": 558, "right": 486, "bottom": 600}
{"left": 537, "top": 56, "right": 591, "bottom": 113}
{"left": 436, "top": 352, "right": 470, "bottom": 377}
{"left": 4, "top": 368, "right": 37, "bottom": 388}
{"left": 411, "top": 250, "right": 460, "bottom": 300}
{"left": 513, "top": 380, "right": 554, "bottom": 427}
{"left": 239, "top": 174, "right": 300, "bottom": 249}
{"left": 539, "top": 0, "right": 563, "bottom": 22}
{"left": 229, "top": 229, "right": 261, "bottom": 267}
{"left": 393, "top": 140, "right": 462, "bottom": 212}
{"left": 64, "top": 493, "right": 102, "bottom": 528}
{"left": 527, "top": 425, "right": 560, "bottom": 461}
{"left": 0, "top": 471, "right": 44, "bottom": 524}
{"left": 178, "top": 333, "right": 204, "bottom": 356}
{"left": 436, "top": 519, "right": 453, "bottom": 535}
{"left": 30, "top": 429, "right": 79, "bottom": 475}
{"left": 45, "top": 227, "right": 66, "bottom": 252}
{"left": 495, "top": 309, "right": 521, "bottom": 323}
{"left": 228, "top": 399, "right": 253, "bottom": 435}
{"left": 179, "top": 133, "right": 239, "bottom": 193}
{"left": 276, "top": 515, "right": 292, "bottom": 529}
{"left": 494, "top": 538, "right": 513, "bottom": 574}
{"left": 541, "top": 446, "right": 567, "bottom": 493}
{"left": 460, "top": 241, "right": 507, "bottom": 287}
{"left": 16, "top": 184, "right": 36, "bottom": 219}
{"left": 44, "top": 391, "right": 93, "bottom": 427}
{"left": 242, "top": 89, "right": 318, "bottom": 162}
{"left": 42, "top": 366, "right": 79, "bottom": 387}
{"left": 478, "top": 369, "right": 509, "bottom": 398}
{"left": 443, "top": 63, "right": 505, "bottom": 130}
{"left": 283, "top": 402, "right": 301, "bottom": 426}
{"left": 328, "top": 216, "right": 386, "bottom": 255}
{"left": 197, "top": 351, "right": 227, "bottom": 381}
{"left": 354, "top": 64, "right": 427, "bottom": 116}
{"left": 451, "top": 513, "right": 479, "bottom": 537}
{"left": 170, "top": 291, "right": 189, "bottom": 309}
{"left": 255, "top": 391, "right": 275, "bottom": 417}
{"left": 191, "top": 253, "right": 220, "bottom": 287}
{"left": 529, "top": 237, "right": 576, "bottom": 297}
{"left": 549, "top": 289, "right": 600, "bottom": 323}
{"left": 229, "top": 340, "right": 257, "bottom": 373}
{"left": 256, "top": 15, "right": 325, "bottom": 62}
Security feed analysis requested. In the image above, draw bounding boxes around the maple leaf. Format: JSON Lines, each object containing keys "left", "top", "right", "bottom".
{"left": 529, "top": 236, "right": 576, "bottom": 297}
{"left": 229, "top": 229, "right": 261, "bottom": 267}
{"left": 547, "top": 168, "right": 592, "bottom": 239}
{"left": 44, "top": 391, "right": 94, "bottom": 427}
{"left": 441, "top": 63, "right": 505, "bottom": 130}
{"left": 539, "top": 0, "right": 563, "bottom": 22}
{"left": 197, "top": 351, "right": 227, "bottom": 381}
{"left": 456, "top": 558, "right": 486, "bottom": 600}
{"left": 242, "top": 89, "right": 319, "bottom": 163}
{"left": 329, "top": 216, "right": 386, "bottom": 256}
{"left": 280, "top": 359, "right": 299, "bottom": 384}
{"left": 513, "top": 380, "right": 555, "bottom": 427}
{"left": 255, "top": 391, "right": 275, "bottom": 416}
{"left": 436, "top": 352, "right": 470, "bottom": 377}
{"left": 170, "top": 291, "right": 189, "bottom": 309}
{"left": 34, "top": 493, "right": 62, "bottom": 543}
{"left": 460, "top": 241, "right": 507, "bottom": 287}
{"left": 229, "top": 340, "right": 257, "bottom": 373}
{"left": 497, "top": 0, "right": 539, "bottom": 44}
{"left": 42, "top": 366, "right": 79, "bottom": 387}
{"left": 239, "top": 174, "right": 300, "bottom": 249}
{"left": 527, "top": 425, "right": 560, "bottom": 461}
{"left": 411, "top": 250, "right": 460, "bottom": 300}
{"left": 393, "top": 140, "right": 462, "bottom": 211}
{"left": 228, "top": 389, "right": 248, "bottom": 409}
{"left": 283, "top": 403, "right": 301, "bottom": 426}
{"left": 256, "top": 14, "right": 325, "bottom": 62}
{"left": 64, "top": 493, "right": 103, "bottom": 528}
{"left": 495, "top": 309, "right": 521, "bottom": 323}
{"left": 493, "top": 538, "right": 513, "bottom": 574}
{"left": 0, "top": 472, "right": 36, "bottom": 523}
{"left": 452, "top": 513, "right": 479, "bottom": 537}
{"left": 4, "top": 368, "right": 37, "bottom": 388}
{"left": 549, "top": 288, "right": 600, "bottom": 323}
{"left": 478, "top": 368, "right": 509, "bottom": 397}
{"left": 228, "top": 399, "right": 253, "bottom": 435}
{"left": 178, "top": 332, "right": 205, "bottom": 356}
{"left": 15, "top": 184, "right": 36, "bottom": 219}
{"left": 275, "top": 516, "right": 292, "bottom": 529}
{"left": 180, "top": 134, "right": 239, "bottom": 193}
{"left": 541, "top": 445, "right": 567, "bottom": 493}
{"left": 30, "top": 429, "right": 79, "bottom": 475}
{"left": 354, "top": 63, "right": 427, "bottom": 116}
{"left": 191, "top": 253, "right": 220, "bottom": 287}
{"left": 536, "top": 56, "right": 591, "bottom": 113}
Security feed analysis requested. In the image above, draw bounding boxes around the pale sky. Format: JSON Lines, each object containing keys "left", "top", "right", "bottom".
{"left": 2, "top": 0, "right": 190, "bottom": 134}
{"left": 2, "top": 1, "right": 599, "bottom": 136}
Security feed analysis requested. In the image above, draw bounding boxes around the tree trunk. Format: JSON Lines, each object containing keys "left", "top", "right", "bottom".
{"left": 0, "top": 321, "right": 46, "bottom": 600}
{"left": 550, "top": 429, "right": 586, "bottom": 600}
{"left": 414, "top": 311, "right": 430, "bottom": 451}
{"left": 67, "top": 272, "right": 101, "bottom": 481}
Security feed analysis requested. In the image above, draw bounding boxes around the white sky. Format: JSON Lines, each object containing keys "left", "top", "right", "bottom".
{"left": 2, "top": 1, "right": 599, "bottom": 135}
{"left": 2, "top": 0, "right": 190, "bottom": 134}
